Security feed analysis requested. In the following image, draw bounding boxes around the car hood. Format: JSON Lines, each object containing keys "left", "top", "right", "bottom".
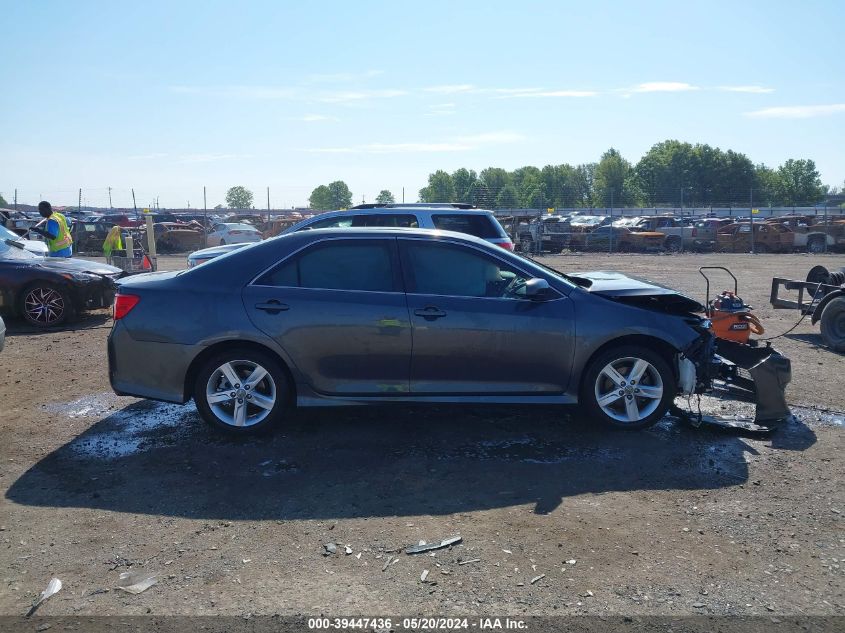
{"left": 32, "top": 257, "right": 122, "bottom": 276}
{"left": 20, "top": 239, "right": 49, "bottom": 255}
{"left": 568, "top": 270, "right": 704, "bottom": 314}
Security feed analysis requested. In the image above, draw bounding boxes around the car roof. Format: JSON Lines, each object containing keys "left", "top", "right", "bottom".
{"left": 291, "top": 226, "right": 494, "bottom": 246}
{"left": 310, "top": 207, "right": 494, "bottom": 217}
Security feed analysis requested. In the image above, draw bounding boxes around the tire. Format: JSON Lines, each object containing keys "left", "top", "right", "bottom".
{"left": 820, "top": 297, "right": 845, "bottom": 353}
{"left": 580, "top": 345, "right": 676, "bottom": 430}
{"left": 220, "top": 239, "right": 227, "bottom": 245}
{"left": 665, "top": 237, "right": 682, "bottom": 253}
{"left": 194, "top": 347, "right": 290, "bottom": 435}
{"left": 20, "top": 282, "right": 74, "bottom": 328}
{"left": 754, "top": 243, "right": 769, "bottom": 254}
{"left": 807, "top": 237, "right": 826, "bottom": 254}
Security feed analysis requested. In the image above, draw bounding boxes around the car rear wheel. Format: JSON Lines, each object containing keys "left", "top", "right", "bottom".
{"left": 581, "top": 345, "right": 675, "bottom": 430}
{"left": 194, "top": 348, "right": 289, "bottom": 434}
{"left": 807, "top": 237, "right": 826, "bottom": 254}
{"left": 665, "top": 237, "right": 682, "bottom": 253}
{"left": 21, "top": 283, "right": 73, "bottom": 328}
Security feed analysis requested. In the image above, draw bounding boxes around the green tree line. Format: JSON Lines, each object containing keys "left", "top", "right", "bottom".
{"left": 418, "top": 140, "right": 832, "bottom": 209}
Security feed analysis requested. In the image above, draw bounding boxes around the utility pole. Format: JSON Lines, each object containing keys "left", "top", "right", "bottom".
{"left": 108, "top": 186, "right": 113, "bottom": 209}
{"left": 266, "top": 186, "right": 271, "bottom": 221}
{"left": 131, "top": 188, "right": 138, "bottom": 218}
{"left": 749, "top": 187, "right": 755, "bottom": 254}
{"left": 402, "top": 187, "right": 405, "bottom": 203}
{"left": 13, "top": 188, "right": 17, "bottom": 210}
{"left": 78, "top": 188, "right": 82, "bottom": 213}
{"left": 609, "top": 188, "right": 614, "bottom": 253}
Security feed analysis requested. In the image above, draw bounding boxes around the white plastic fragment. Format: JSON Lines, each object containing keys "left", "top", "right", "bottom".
{"left": 26, "top": 578, "right": 62, "bottom": 616}
{"left": 117, "top": 571, "right": 158, "bottom": 594}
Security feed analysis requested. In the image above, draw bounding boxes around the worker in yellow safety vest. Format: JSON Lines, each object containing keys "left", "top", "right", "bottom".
{"left": 103, "top": 225, "right": 124, "bottom": 261}
{"left": 30, "top": 201, "right": 73, "bottom": 257}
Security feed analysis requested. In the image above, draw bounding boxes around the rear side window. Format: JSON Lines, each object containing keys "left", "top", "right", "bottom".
{"left": 301, "top": 216, "right": 354, "bottom": 230}
{"left": 351, "top": 214, "right": 419, "bottom": 228}
{"left": 432, "top": 213, "right": 507, "bottom": 239}
{"left": 256, "top": 240, "right": 395, "bottom": 292}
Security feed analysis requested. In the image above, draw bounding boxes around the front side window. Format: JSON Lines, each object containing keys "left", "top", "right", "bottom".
{"left": 401, "top": 241, "right": 530, "bottom": 299}
{"left": 256, "top": 239, "right": 395, "bottom": 292}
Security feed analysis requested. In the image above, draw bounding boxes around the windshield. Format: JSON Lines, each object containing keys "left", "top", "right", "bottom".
{"left": 0, "top": 225, "right": 24, "bottom": 242}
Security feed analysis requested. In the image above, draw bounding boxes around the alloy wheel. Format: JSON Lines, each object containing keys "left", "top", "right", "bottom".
{"left": 594, "top": 356, "right": 664, "bottom": 424}
{"left": 23, "top": 287, "right": 66, "bottom": 326}
{"left": 205, "top": 359, "right": 277, "bottom": 428}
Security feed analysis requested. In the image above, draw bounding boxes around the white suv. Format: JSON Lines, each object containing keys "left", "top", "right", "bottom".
{"left": 188, "top": 204, "right": 513, "bottom": 266}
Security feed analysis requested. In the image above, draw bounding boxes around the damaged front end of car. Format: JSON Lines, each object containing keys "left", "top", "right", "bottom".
{"left": 571, "top": 271, "right": 792, "bottom": 431}
{"left": 677, "top": 318, "right": 792, "bottom": 431}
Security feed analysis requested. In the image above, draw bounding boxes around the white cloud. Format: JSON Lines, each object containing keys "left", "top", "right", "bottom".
{"left": 308, "top": 70, "right": 384, "bottom": 83}
{"left": 630, "top": 82, "right": 700, "bottom": 93}
{"left": 425, "top": 103, "right": 457, "bottom": 117}
{"left": 177, "top": 153, "right": 250, "bottom": 163}
{"left": 718, "top": 85, "right": 775, "bottom": 94}
{"left": 298, "top": 114, "right": 339, "bottom": 122}
{"left": 170, "top": 85, "right": 299, "bottom": 100}
{"left": 499, "top": 89, "right": 598, "bottom": 98}
{"left": 318, "top": 89, "right": 408, "bottom": 103}
{"left": 306, "top": 130, "right": 525, "bottom": 154}
{"left": 744, "top": 103, "right": 845, "bottom": 119}
{"left": 424, "top": 84, "right": 476, "bottom": 94}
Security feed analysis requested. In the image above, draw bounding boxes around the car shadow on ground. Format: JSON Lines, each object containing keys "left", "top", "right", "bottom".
{"left": 3, "top": 310, "right": 112, "bottom": 336}
{"left": 6, "top": 401, "right": 816, "bottom": 520}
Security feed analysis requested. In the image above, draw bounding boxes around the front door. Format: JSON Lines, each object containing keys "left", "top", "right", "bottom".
{"left": 243, "top": 237, "right": 412, "bottom": 395}
{"left": 398, "top": 238, "right": 574, "bottom": 394}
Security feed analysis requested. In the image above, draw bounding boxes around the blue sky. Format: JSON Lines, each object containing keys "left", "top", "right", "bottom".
{"left": 1, "top": 0, "right": 843, "bottom": 209}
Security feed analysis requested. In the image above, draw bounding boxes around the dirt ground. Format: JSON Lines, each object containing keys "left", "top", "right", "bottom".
{"left": 0, "top": 252, "right": 843, "bottom": 619}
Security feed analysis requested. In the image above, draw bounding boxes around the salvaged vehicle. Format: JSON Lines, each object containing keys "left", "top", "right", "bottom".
{"left": 151, "top": 222, "right": 206, "bottom": 252}
{"left": 570, "top": 225, "right": 665, "bottom": 252}
{"left": 206, "top": 222, "right": 263, "bottom": 246}
{"left": 765, "top": 216, "right": 845, "bottom": 254}
{"left": 691, "top": 218, "right": 734, "bottom": 251}
{"left": 71, "top": 221, "right": 113, "bottom": 253}
{"left": 0, "top": 237, "right": 121, "bottom": 327}
{"left": 512, "top": 216, "right": 568, "bottom": 254}
{"left": 715, "top": 222, "right": 794, "bottom": 253}
{"left": 109, "top": 228, "right": 791, "bottom": 435}
{"left": 622, "top": 216, "right": 698, "bottom": 252}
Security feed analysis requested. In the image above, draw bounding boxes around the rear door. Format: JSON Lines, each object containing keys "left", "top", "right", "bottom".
{"left": 243, "top": 237, "right": 412, "bottom": 395}
{"left": 398, "top": 238, "right": 574, "bottom": 394}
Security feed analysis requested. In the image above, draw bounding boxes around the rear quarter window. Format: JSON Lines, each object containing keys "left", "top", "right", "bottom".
{"left": 432, "top": 214, "right": 507, "bottom": 239}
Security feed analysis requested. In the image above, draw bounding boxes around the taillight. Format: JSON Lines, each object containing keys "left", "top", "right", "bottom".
{"left": 113, "top": 293, "right": 140, "bottom": 320}
{"left": 497, "top": 241, "right": 515, "bottom": 251}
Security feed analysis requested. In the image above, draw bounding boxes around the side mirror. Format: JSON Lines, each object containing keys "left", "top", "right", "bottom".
{"left": 524, "top": 278, "right": 551, "bottom": 299}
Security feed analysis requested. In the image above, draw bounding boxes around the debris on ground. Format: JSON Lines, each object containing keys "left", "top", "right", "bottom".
{"left": 530, "top": 574, "right": 545, "bottom": 585}
{"left": 420, "top": 569, "right": 429, "bottom": 582}
{"left": 344, "top": 545, "right": 353, "bottom": 555}
{"left": 405, "top": 535, "right": 462, "bottom": 555}
{"left": 26, "top": 577, "right": 62, "bottom": 616}
{"left": 382, "top": 556, "right": 394, "bottom": 572}
{"left": 323, "top": 543, "right": 337, "bottom": 556}
{"left": 458, "top": 558, "right": 480, "bottom": 566}
{"left": 116, "top": 570, "right": 158, "bottom": 594}
{"left": 566, "top": 559, "right": 577, "bottom": 565}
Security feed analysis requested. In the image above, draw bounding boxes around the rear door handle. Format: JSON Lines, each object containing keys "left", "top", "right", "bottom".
{"left": 414, "top": 306, "right": 447, "bottom": 320}
{"left": 255, "top": 300, "right": 290, "bottom": 314}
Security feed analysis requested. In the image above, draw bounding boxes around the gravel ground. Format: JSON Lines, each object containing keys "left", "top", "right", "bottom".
{"left": 0, "top": 252, "right": 842, "bottom": 618}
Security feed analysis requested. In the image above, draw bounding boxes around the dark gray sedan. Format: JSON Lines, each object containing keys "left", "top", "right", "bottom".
{"left": 108, "top": 228, "right": 725, "bottom": 434}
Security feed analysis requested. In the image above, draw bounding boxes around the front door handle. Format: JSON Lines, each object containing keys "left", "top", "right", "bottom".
{"left": 414, "top": 306, "right": 447, "bottom": 320}
{"left": 255, "top": 300, "right": 290, "bottom": 314}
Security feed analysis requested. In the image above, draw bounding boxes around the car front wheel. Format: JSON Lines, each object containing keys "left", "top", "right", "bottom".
{"left": 21, "top": 283, "right": 74, "bottom": 328}
{"left": 581, "top": 345, "right": 675, "bottom": 429}
{"left": 194, "top": 348, "right": 289, "bottom": 434}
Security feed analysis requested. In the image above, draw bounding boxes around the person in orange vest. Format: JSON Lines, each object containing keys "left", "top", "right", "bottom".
{"left": 30, "top": 201, "right": 73, "bottom": 257}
